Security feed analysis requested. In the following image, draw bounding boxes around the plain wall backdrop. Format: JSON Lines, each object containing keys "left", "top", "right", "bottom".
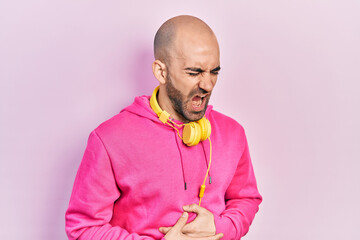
{"left": 1, "top": 0, "right": 359, "bottom": 239}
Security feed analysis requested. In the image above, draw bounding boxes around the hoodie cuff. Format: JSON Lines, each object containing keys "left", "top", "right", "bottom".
{"left": 213, "top": 214, "right": 236, "bottom": 239}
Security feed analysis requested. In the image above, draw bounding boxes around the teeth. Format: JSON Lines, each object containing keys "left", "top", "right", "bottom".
{"left": 195, "top": 98, "right": 202, "bottom": 107}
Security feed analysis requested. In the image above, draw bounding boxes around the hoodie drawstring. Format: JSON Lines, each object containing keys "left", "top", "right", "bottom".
{"left": 201, "top": 140, "right": 212, "bottom": 185}
{"left": 173, "top": 129, "right": 187, "bottom": 190}
{"left": 172, "top": 124, "right": 213, "bottom": 200}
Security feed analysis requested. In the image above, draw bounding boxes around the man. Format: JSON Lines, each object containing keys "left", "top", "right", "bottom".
{"left": 66, "top": 15, "right": 262, "bottom": 240}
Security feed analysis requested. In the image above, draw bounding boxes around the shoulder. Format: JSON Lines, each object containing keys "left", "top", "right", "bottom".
{"left": 91, "top": 110, "right": 138, "bottom": 141}
{"left": 207, "top": 109, "right": 249, "bottom": 158}
{"left": 209, "top": 109, "right": 245, "bottom": 135}
{"left": 96, "top": 111, "right": 127, "bottom": 130}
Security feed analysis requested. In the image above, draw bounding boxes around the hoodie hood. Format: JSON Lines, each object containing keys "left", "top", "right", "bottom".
{"left": 121, "top": 95, "right": 214, "bottom": 126}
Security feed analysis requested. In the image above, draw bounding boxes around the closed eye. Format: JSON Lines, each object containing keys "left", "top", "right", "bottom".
{"left": 187, "top": 72, "right": 200, "bottom": 76}
{"left": 211, "top": 66, "right": 221, "bottom": 75}
{"left": 185, "top": 67, "right": 204, "bottom": 77}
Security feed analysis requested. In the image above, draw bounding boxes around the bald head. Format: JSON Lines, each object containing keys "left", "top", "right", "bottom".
{"left": 154, "top": 15, "right": 218, "bottom": 65}
{"left": 152, "top": 15, "right": 220, "bottom": 122}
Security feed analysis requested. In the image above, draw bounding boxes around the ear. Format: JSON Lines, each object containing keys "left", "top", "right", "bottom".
{"left": 152, "top": 60, "right": 167, "bottom": 85}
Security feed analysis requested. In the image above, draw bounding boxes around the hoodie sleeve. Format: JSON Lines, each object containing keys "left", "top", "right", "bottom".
{"left": 65, "top": 131, "right": 155, "bottom": 240}
{"left": 213, "top": 131, "right": 262, "bottom": 240}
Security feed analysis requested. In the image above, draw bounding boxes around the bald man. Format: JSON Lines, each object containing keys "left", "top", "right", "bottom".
{"left": 66, "top": 15, "right": 262, "bottom": 240}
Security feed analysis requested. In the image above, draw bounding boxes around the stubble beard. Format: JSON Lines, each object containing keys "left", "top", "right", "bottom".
{"left": 166, "top": 74, "right": 210, "bottom": 122}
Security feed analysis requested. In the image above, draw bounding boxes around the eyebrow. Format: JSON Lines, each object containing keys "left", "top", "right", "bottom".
{"left": 211, "top": 66, "right": 221, "bottom": 72}
{"left": 184, "top": 67, "right": 204, "bottom": 73}
{"left": 184, "top": 66, "right": 221, "bottom": 73}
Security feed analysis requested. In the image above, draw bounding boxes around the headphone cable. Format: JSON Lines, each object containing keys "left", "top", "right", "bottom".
{"left": 199, "top": 137, "right": 212, "bottom": 206}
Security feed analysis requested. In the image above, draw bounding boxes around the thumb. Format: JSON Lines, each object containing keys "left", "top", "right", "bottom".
{"left": 172, "top": 212, "right": 188, "bottom": 231}
{"left": 183, "top": 204, "right": 203, "bottom": 214}
{"left": 158, "top": 227, "right": 171, "bottom": 234}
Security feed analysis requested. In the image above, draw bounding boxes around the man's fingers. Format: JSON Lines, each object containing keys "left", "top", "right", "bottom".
{"left": 158, "top": 227, "right": 171, "bottom": 234}
{"left": 172, "top": 212, "right": 189, "bottom": 231}
{"left": 209, "top": 233, "right": 224, "bottom": 240}
{"left": 181, "top": 221, "right": 195, "bottom": 233}
{"left": 159, "top": 212, "right": 188, "bottom": 235}
{"left": 183, "top": 204, "right": 204, "bottom": 214}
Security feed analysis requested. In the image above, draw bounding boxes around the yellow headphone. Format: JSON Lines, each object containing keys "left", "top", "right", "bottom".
{"left": 150, "top": 86, "right": 211, "bottom": 146}
{"left": 150, "top": 86, "right": 212, "bottom": 205}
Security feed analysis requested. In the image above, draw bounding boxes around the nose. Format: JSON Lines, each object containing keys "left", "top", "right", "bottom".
{"left": 199, "top": 73, "right": 215, "bottom": 93}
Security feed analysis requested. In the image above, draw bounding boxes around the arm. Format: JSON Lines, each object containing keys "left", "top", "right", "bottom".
{"left": 213, "top": 132, "right": 262, "bottom": 240}
{"left": 65, "top": 131, "right": 154, "bottom": 240}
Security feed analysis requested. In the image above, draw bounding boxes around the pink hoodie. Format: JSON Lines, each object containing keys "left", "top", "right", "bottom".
{"left": 65, "top": 95, "right": 262, "bottom": 240}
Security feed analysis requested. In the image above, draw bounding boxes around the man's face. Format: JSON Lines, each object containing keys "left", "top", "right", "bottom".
{"left": 165, "top": 32, "right": 220, "bottom": 122}
{"left": 166, "top": 74, "right": 211, "bottom": 122}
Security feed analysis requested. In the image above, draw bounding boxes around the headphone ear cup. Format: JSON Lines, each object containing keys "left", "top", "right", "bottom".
{"left": 197, "top": 118, "right": 212, "bottom": 141}
{"left": 183, "top": 122, "right": 201, "bottom": 146}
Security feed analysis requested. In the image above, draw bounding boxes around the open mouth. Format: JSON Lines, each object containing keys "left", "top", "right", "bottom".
{"left": 192, "top": 95, "right": 207, "bottom": 110}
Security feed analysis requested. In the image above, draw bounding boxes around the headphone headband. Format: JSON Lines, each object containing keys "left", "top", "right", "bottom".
{"left": 150, "top": 86, "right": 170, "bottom": 123}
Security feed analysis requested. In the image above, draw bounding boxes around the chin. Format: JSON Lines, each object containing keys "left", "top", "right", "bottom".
{"left": 184, "top": 101, "right": 209, "bottom": 121}
{"left": 185, "top": 111, "right": 206, "bottom": 122}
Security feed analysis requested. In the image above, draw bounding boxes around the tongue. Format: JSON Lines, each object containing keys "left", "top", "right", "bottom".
{"left": 192, "top": 96, "right": 202, "bottom": 108}
{"left": 193, "top": 96, "right": 201, "bottom": 101}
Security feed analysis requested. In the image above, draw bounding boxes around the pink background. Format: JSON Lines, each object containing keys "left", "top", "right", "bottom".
{"left": 1, "top": 0, "right": 359, "bottom": 239}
